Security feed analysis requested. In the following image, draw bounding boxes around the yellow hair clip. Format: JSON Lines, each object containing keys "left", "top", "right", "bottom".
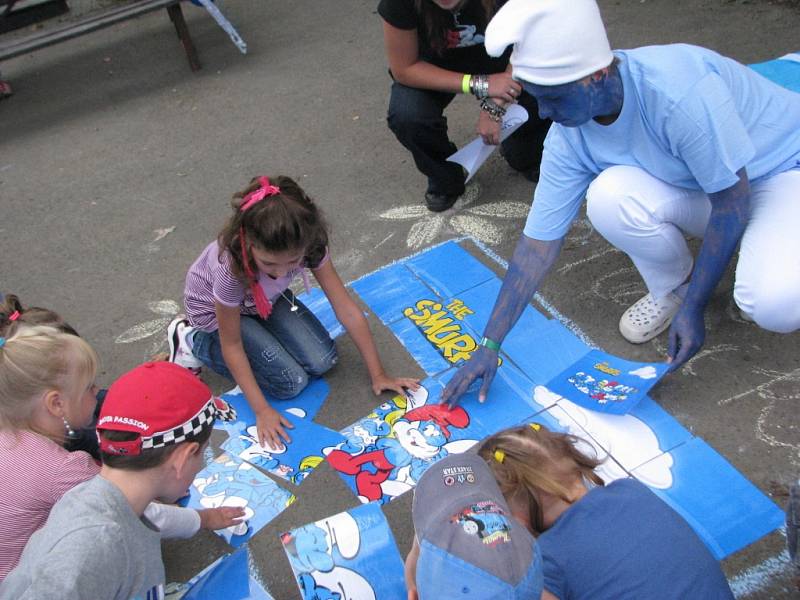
{"left": 529, "top": 423, "right": 541, "bottom": 432}
{"left": 493, "top": 449, "right": 506, "bottom": 464}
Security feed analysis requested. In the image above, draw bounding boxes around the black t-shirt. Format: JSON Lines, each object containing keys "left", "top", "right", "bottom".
{"left": 378, "top": 0, "right": 511, "bottom": 75}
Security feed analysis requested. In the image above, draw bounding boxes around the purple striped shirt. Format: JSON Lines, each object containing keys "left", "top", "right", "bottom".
{"left": 184, "top": 241, "right": 327, "bottom": 332}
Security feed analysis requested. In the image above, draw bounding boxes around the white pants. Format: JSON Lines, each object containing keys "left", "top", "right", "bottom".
{"left": 586, "top": 165, "right": 800, "bottom": 333}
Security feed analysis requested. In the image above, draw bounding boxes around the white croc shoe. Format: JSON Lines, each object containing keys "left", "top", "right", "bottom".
{"left": 619, "top": 292, "right": 682, "bottom": 344}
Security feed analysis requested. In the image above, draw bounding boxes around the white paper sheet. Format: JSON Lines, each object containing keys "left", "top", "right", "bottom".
{"left": 446, "top": 103, "right": 529, "bottom": 182}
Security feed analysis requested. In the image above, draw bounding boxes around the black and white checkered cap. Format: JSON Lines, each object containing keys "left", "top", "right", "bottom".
{"left": 141, "top": 395, "right": 235, "bottom": 451}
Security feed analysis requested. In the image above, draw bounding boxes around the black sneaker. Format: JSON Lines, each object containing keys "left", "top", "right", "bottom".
{"left": 425, "top": 192, "right": 459, "bottom": 212}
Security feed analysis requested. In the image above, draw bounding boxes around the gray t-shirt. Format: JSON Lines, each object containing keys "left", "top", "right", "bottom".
{"left": 0, "top": 476, "right": 165, "bottom": 600}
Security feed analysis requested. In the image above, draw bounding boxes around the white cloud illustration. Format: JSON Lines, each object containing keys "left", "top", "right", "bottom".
{"left": 532, "top": 386, "right": 674, "bottom": 489}
{"left": 629, "top": 366, "right": 658, "bottom": 380}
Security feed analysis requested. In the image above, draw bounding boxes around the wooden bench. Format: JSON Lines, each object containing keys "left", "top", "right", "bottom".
{"left": 0, "top": 0, "right": 201, "bottom": 71}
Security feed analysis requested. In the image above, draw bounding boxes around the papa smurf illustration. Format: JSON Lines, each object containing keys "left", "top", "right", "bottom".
{"left": 327, "top": 386, "right": 475, "bottom": 503}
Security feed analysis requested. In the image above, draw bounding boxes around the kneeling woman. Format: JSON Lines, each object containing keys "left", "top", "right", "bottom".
{"left": 379, "top": 0, "right": 550, "bottom": 211}
{"left": 477, "top": 424, "right": 734, "bottom": 599}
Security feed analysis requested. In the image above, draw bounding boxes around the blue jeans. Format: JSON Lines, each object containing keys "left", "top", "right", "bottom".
{"left": 192, "top": 292, "right": 337, "bottom": 399}
{"left": 387, "top": 82, "right": 550, "bottom": 197}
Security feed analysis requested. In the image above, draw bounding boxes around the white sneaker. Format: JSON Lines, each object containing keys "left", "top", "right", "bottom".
{"left": 167, "top": 317, "right": 203, "bottom": 372}
{"left": 619, "top": 292, "right": 682, "bottom": 344}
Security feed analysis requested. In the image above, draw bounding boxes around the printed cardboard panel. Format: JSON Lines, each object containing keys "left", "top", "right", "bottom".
{"left": 183, "top": 547, "right": 273, "bottom": 600}
{"left": 180, "top": 450, "right": 295, "bottom": 548}
{"left": 501, "top": 319, "right": 589, "bottom": 386}
{"left": 327, "top": 381, "right": 485, "bottom": 504}
{"left": 350, "top": 262, "right": 434, "bottom": 326}
{"left": 389, "top": 315, "right": 454, "bottom": 377}
{"left": 546, "top": 349, "right": 669, "bottom": 415}
{"left": 404, "top": 239, "right": 496, "bottom": 298}
{"left": 222, "top": 415, "right": 345, "bottom": 486}
{"left": 215, "top": 380, "right": 330, "bottom": 430}
{"left": 281, "top": 502, "right": 407, "bottom": 600}
{"left": 632, "top": 438, "right": 784, "bottom": 560}
{"left": 542, "top": 385, "right": 689, "bottom": 480}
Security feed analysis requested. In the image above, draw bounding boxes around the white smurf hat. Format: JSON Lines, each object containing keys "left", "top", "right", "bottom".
{"left": 485, "top": 0, "right": 613, "bottom": 86}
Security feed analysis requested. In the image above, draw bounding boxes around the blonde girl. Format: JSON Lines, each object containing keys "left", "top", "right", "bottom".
{"left": 171, "top": 175, "right": 419, "bottom": 450}
{"left": 0, "top": 325, "right": 240, "bottom": 581}
{"left": 476, "top": 424, "right": 734, "bottom": 600}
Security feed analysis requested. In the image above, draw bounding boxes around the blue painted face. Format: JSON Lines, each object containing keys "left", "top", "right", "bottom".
{"left": 522, "top": 79, "right": 596, "bottom": 127}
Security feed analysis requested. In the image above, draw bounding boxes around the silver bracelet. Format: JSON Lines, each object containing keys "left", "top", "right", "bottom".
{"left": 479, "top": 98, "right": 506, "bottom": 122}
{"left": 470, "top": 74, "right": 489, "bottom": 99}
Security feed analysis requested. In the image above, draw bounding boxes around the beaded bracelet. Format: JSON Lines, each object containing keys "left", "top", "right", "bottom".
{"left": 479, "top": 98, "right": 506, "bottom": 122}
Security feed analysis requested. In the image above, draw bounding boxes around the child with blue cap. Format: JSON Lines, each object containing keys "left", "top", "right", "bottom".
{"left": 406, "top": 452, "right": 543, "bottom": 599}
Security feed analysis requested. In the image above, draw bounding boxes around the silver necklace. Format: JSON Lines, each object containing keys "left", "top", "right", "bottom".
{"left": 281, "top": 290, "right": 299, "bottom": 312}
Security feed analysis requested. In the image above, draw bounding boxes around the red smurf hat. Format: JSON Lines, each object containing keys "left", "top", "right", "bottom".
{"left": 97, "top": 362, "right": 235, "bottom": 456}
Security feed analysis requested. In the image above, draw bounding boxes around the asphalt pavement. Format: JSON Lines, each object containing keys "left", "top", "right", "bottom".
{"left": 1, "top": 0, "right": 798, "bottom": 597}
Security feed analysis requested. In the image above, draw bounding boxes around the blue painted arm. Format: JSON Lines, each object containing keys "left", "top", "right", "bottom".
{"left": 442, "top": 234, "right": 565, "bottom": 405}
{"left": 667, "top": 168, "right": 750, "bottom": 371}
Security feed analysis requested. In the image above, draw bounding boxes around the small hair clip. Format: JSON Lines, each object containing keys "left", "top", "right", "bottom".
{"left": 8, "top": 311, "right": 20, "bottom": 322}
{"left": 493, "top": 449, "right": 506, "bottom": 464}
{"left": 0, "top": 337, "right": 5, "bottom": 348}
{"left": 529, "top": 423, "right": 541, "bottom": 432}
{"left": 239, "top": 176, "right": 281, "bottom": 212}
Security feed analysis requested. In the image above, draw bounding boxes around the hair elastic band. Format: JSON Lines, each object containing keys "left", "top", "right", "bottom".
{"left": 493, "top": 449, "right": 505, "bottom": 464}
{"left": 8, "top": 311, "right": 20, "bottom": 321}
{"left": 240, "top": 176, "right": 281, "bottom": 212}
{"left": 529, "top": 423, "right": 541, "bottom": 432}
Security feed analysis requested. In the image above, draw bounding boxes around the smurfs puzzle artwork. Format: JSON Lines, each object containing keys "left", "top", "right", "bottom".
{"left": 326, "top": 384, "right": 480, "bottom": 504}
{"left": 546, "top": 349, "right": 669, "bottom": 414}
{"left": 180, "top": 451, "right": 295, "bottom": 547}
{"left": 281, "top": 502, "right": 406, "bottom": 600}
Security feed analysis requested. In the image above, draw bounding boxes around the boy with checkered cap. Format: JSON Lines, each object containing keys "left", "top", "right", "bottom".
{"left": 0, "top": 362, "right": 235, "bottom": 600}
{"left": 405, "top": 452, "right": 543, "bottom": 600}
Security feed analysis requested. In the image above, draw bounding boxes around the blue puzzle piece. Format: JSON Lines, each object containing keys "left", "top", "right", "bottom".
{"left": 503, "top": 319, "right": 589, "bottom": 386}
{"left": 750, "top": 55, "right": 800, "bottom": 93}
{"left": 215, "top": 379, "right": 330, "bottom": 430}
{"left": 389, "top": 316, "right": 453, "bottom": 376}
{"left": 446, "top": 278, "right": 503, "bottom": 338}
{"left": 181, "top": 451, "right": 295, "bottom": 548}
{"left": 222, "top": 415, "right": 345, "bottom": 485}
{"left": 546, "top": 349, "right": 669, "bottom": 415}
{"left": 437, "top": 364, "right": 539, "bottom": 439}
{"left": 632, "top": 438, "right": 785, "bottom": 559}
{"left": 628, "top": 396, "right": 694, "bottom": 456}
{"left": 282, "top": 502, "right": 407, "bottom": 600}
{"left": 296, "top": 287, "right": 344, "bottom": 339}
{"left": 183, "top": 547, "right": 273, "bottom": 600}
{"left": 351, "top": 262, "right": 434, "bottom": 326}
{"left": 405, "top": 240, "right": 496, "bottom": 298}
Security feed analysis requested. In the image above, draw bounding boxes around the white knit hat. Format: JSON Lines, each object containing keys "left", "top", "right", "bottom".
{"left": 485, "top": 0, "right": 613, "bottom": 86}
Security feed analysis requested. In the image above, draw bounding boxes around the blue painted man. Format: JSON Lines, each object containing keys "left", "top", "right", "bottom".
{"left": 442, "top": 0, "right": 800, "bottom": 404}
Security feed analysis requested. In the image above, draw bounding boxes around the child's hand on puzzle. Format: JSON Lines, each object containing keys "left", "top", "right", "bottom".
{"left": 198, "top": 506, "right": 247, "bottom": 531}
{"left": 255, "top": 405, "right": 294, "bottom": 451}
{"left": 371, "top": 373, "right": 420, "bottom": 397}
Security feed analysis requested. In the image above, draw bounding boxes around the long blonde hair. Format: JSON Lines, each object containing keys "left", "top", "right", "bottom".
{"left": 0, "top": 325, "right": 98, "bottom": 433}
{"left": 477, "top": 423, "right": 605, "bottom": 534}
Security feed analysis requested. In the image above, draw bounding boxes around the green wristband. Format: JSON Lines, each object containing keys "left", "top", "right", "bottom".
{"left": 479, "top": 336, "right": 501, "bottom": 352}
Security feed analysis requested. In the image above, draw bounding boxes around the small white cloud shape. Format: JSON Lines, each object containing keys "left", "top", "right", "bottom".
{"left": 629, "top": 366, "right": 658, "bottom": 380}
